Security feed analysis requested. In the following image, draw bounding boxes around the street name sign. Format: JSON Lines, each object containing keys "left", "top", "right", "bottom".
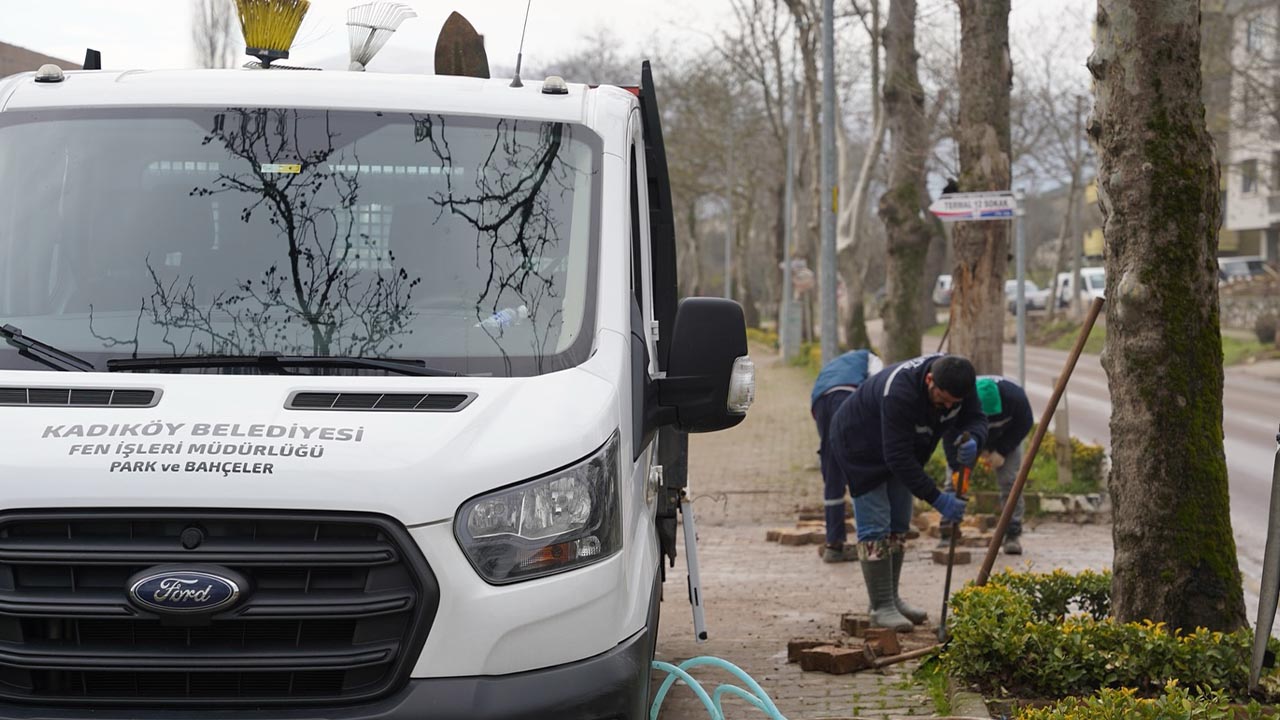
{"left": 928, "top": 191, "right": 1017, "bottom": 222}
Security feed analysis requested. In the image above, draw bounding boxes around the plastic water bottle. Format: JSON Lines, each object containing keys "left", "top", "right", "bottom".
{"left": 475, "top": 305, "right": 528, "bottom": 330}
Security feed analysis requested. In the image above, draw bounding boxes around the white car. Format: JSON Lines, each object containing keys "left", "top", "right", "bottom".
{"left": 933, "top": 274, "right": 953, "bottom": 306}
{"left": 1006, "top": 279, "right": 1049, "bottom": 313}
{"left": 1055, "top": 268, "right": 1106, "bottom": 307}
{"left": 0, "top": 61, "right": 752, "bottom": 717}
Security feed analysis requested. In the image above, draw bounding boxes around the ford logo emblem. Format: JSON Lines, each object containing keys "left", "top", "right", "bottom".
{"left": 128, "top": 569, "right": 241, "bottom": 614}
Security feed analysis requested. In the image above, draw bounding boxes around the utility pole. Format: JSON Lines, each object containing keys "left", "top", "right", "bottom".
{"left": 1070, "top": 93, "right": 1084, "bottom": 318}
{"left": 781, "top": 72, "right": 802, "bottom": 361}
{"left": 820, "top": 0, "right": 838, "bottom": 362}
{"left": 1015, "top": 189, "right": 1026, "bottom": 388}
{"left": 725, "top": 111, "right": 735, "bottom": 301}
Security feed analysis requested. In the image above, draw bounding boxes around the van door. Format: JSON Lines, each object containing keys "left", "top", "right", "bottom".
{"left": 638, "top": 61, "right": 688, "bottom": 572}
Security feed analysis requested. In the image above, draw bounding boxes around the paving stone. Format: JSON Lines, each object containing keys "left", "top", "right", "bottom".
{"left": 932, "top": 548, "right": 972, "bottom": 565}
{"left": 863, "top": 627, "right": 902, "bottom": 656}
{"left": 787, "top": 638, "right": 830, "bottom": 663}
{"left": 841, "top": 613, "right": 872, "bottom": 637}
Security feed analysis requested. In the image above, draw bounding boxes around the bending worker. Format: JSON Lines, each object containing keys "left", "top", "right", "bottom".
{"left": 828, "top": 354, "right": 987, "bottom": 632}
{"left": 811, "top": 348, "right": 884, "bottom": 562}
{"left": 945, "top": 375, "right": 1034, "bottom": 555}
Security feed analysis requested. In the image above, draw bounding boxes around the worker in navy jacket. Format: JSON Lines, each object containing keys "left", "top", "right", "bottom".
{"left": 828, "top": 354, "right": 987, "bottom": 632}
{"left": 944, "top": 375, "right": 1034, "bottom": 555}
{"left": 810, "top": 349, "right": 884, "bottom": 562}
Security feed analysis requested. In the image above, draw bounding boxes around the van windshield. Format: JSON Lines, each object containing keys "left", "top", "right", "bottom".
{"left": 0, "top": 108, "right": 600, "bottom": 377}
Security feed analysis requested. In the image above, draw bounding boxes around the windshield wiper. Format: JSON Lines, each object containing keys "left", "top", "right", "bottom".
{"left": 106, "top": 353, "right": 461, "bottom": 377}
{"left": 0, "top": 324, "right": 95, "bottom": 372}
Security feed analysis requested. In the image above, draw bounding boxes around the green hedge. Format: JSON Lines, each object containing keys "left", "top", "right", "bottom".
{"left": 939, "top": 570, "right": 1276, "bottom": 702}
{"left": 1017, "top": 683, "right": 1272, "bottom": 720}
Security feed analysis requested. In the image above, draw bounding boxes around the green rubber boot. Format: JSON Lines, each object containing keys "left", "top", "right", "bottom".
{"left": 859, "top": 546, "right": 913, "bottom": 633}
{"left": 890, "top": 542, "right": 928, "bottom": 625}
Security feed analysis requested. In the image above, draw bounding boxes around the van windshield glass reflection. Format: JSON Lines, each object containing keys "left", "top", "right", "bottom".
{"left": 0, "top": 108, "right": 600, "bottom": 377}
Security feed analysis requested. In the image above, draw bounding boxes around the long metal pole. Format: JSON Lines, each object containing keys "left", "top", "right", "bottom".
{"left": 725, "top": 118, "right": 735, "bottom": 301}
{"left": 1070, "top": 94, "right": 1084, "bottom": 317}
{"left": 819, "top": 0, "right": 837, "bottom": 362}
{"left": 1015, "top": 190, "right": 1026, "bottom": 388}
{"left": 781, "top": 75, "right": 800, "bottom": 361}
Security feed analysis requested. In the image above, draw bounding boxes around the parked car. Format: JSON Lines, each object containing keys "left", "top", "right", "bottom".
{"left": 1055, "top": 267, "right": 1106, "bottom": 307}
{"left": 1218, "top": 255, "right": 1272, "bottom": 285}
{"left": 933, "top": 274, "right": 952, "bottom": 306}
{"left": 1005, "top": 279, "right": 1049, "bottom": 313}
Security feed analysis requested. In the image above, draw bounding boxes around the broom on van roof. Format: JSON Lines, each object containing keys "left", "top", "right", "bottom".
{"left": 235, "top": 0, "right": 311, "bottom": 68}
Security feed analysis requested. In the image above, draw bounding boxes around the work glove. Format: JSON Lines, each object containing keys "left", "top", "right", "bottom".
{"left": 956, "top": 438, "right": 979, "bottom": 468}
{"left": 987, "top": 451, "right": 1005, "bottom": 470}
{"left": 932, "top": 491, "right": 967, "bottom": 524}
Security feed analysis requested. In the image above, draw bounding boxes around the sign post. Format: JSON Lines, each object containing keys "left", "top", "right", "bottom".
{"left": 928, "top": 191, "right": 1026, "bottom": 385}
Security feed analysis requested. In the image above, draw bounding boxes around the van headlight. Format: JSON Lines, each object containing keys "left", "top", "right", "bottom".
{"left": 455, "top": 432, "right": 621, "bottom": 584}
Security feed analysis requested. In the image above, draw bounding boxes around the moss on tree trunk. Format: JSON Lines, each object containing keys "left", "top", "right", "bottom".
{"left": 878, "top": 0, "right": 931, "bottom": 362}
{"left": 949, "top": 0, "right": 1012, "bottom": 375}
{"left": 1091, "top": 0, "right": 1245, "bottom": 631}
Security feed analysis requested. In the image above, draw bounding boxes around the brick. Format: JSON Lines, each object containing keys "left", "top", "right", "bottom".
{"left": 796, "top": 511, "right": 824, "bottom": 522}
{"left": 805, "top": 530, "right": 826, "bottom": 544}
{"left": 765, "top": 528, "right": 785, "bottom": 542}
{"left": 862, "top": 627, "right": 901, "bottom": 656}
{"left": 787, "top": 638, "right": 830, "bottom": 663}
{"left": 961, "top": 534, "right": 993, "bottom": 548}
{"left": 827, "top": 646, "right": 874, "bottom": 674}
{"left": 799, "top": 645, "right": 872, "bottom": 674}
{"left": 777, "top": 529, "right": 811, "bottom": 546}
{"left": 795, "top": 520, "right": 824, "bottom": 530}
{"left": 904, "top": 528, "right": 920, "bottom": 540}
{"left": 932, "top": 548, "right": 972, "bottom": 565}
{"left": 798, "top": 645, "right": 839, "bottom": 672}
{"left": 915, "top": 512, "right": 941, "bottom": 531}
{"left": 840, "top": 613, "right": 871, "bottom": 637}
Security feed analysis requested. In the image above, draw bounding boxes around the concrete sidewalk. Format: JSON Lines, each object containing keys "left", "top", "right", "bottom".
{"left": 651, "top": 344, "right": 1114, "bottom": 720}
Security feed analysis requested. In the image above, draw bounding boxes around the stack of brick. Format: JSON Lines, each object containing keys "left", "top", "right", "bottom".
{"left": 787, "top": 614, "right": 931, "bottom": 675}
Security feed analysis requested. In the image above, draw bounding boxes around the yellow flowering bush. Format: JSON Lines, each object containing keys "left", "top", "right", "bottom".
{"left": 940, "top": 570, "right": 1269, "bottom": 701}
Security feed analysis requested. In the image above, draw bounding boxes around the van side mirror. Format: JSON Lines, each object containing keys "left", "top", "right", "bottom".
{"left": 649, "top": 297, "right": 755, "bottom": 434}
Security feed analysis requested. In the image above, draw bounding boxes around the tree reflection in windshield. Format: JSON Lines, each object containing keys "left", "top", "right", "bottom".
{"left": 67, "top": 107, "right": 596, "bottom": 376}
{"left": 415, "top": 115, "right": 585, "bottom": 375}
{"left": 91, "top": 108, "right": 420, "bottom": 359}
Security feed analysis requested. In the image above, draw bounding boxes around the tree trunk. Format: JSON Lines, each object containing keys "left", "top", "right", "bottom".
{"left": 877, "top": 0, "right": 931, "bottom": 362}
{"left": 1091, "top": 0, "right": 1245, "bottom": 631}
{"left": 839, "top": 0, "right": 883, "bottom": 350}
{"left": 949, "top": 0, "right": 1011, "bottom": 375}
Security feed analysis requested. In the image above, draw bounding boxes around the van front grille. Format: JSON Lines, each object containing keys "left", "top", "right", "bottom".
{"left": 0, "top": 511, "right": 437, "bottom": 706}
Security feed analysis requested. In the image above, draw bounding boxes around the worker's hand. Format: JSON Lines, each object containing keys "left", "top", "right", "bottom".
{"left": 987, "top": 451, "right": 1005, "bottom": 470}
{"left": 931, "top": 492, "right": 967, "bottom": 524}
{"left": 956, "top": 438, "right": 979, "bottom": 468}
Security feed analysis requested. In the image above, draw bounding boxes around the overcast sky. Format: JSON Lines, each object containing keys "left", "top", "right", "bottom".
{"left": 2, "top": 0, "right": 1090, "bottom": 79}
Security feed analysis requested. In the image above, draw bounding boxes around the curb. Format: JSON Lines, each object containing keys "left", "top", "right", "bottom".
{"left": 947, "top": 677, "right": 993, "bottom": 719}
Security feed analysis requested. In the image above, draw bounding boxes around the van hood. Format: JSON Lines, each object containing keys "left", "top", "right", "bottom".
{"left": 0, "top": 364, "right": 619, "bottom": 526}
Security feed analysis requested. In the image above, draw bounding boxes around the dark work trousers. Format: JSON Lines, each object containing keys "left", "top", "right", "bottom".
{"left": 812, "top": 389, "right": 855, "bottom": 547}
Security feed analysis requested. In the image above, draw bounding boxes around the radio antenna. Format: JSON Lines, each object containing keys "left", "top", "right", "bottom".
{"left": 509, "top": 0, "right": 533, "bottom": 88}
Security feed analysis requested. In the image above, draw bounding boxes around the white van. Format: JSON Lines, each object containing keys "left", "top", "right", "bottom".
{"left": 0, "top": 61, "right": 752, "bottom": 717}
{"left": 1055, "top": 267, "right": 1106, "bottom": 307}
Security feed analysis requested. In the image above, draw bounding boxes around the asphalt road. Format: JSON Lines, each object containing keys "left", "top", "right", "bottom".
{"left": 1006, "top": 343, "right": 1278, "bottom": 626}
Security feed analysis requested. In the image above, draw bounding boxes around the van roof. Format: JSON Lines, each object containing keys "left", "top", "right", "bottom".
{"left": 0, "top": 69, "right": 617, "bottom": 127}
